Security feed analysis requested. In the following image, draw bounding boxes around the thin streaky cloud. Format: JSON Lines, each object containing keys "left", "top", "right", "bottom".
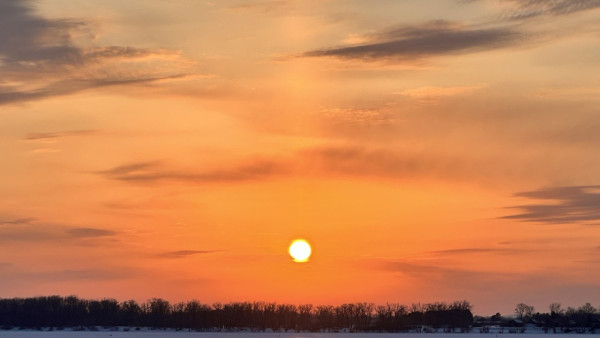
{"left": 160, "top": 250, "right": 225, "bottom": 258}
{"left": 503, "top": 186, "right": 600, "bottom": 224}
{"left": 97, "top": 160, "right": 285, "bottom": 184}
{"left": 95, "top": 144, "right": 501, "bottom": 187}
{"left": 498, "top": 0, "right": 600, "bottom": 20}
{"left": 0, "top": 226, "right": 62, "bottom": 243}
{"left": 0, "top": 262, "right": 12, "bottom": 269}
{"left": 304, "top": 1, "right": 600, "bottom": 63}
{"left": 66, "top": 227, "right": 117, "bottom": 238}
{"left": 51, "top": 269, "right": 131, "bottom": 280}
{"left": 303, "top": 21, "right": 522, "bottom": 61}
{"left": 370, "top": 259, "right": 525, "bottom": 288}
{"left": 229, "top": 0, "right": 289, "bottom": 13}
{"left": 0, "top": 221, "right": 120, "bottom": 243}
{"left": 0, "top": 0, "right": 196, "bottom": 106}
{"left": 0, "top": 74, "right": 191, "bottom": 106}
{"left": 30, "top": 267, "right": 143, "bottom": 281}
{"left": 395, "top": 85, "right": 486, "bottom": 101}
{"left": 426, "top": 247, "right": 529, "bottom": 256}
{"left": 26, "top": 129, "right": 98, "bottom": 141}
{"left": 0, "top": 217, "right": 37, "bottom": 225}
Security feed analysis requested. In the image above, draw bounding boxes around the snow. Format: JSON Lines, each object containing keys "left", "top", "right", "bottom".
{"left": 0, "top": 333, "right": 597, "bottom": 338}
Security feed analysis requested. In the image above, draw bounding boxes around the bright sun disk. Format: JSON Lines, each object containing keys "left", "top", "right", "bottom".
{"left": 289, "top": 239, "right": 311, "bottom": 262}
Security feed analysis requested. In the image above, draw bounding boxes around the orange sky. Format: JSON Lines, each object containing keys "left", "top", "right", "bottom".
{"left": 1, "top": 0, "right": 600, "bottom": 315}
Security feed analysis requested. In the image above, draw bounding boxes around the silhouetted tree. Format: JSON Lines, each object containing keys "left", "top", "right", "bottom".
{"left": 146, "top": 298, "right": 170, "bottom": 328}
{"left": 315, "top": 305, "right": 334, "bottom": 331}
{"left": 515, "top": 303, "right": 534, "bottom": 322}
{"left": 0, "top": 296, "right": 480, "bottom": 332}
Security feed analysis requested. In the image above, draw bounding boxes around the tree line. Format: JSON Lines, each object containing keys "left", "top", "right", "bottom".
{"left": 0, "top": 296, "right": 473, "bottom": 332}
{"left": 474, "top": 302, "right": 600, "bottom": 333}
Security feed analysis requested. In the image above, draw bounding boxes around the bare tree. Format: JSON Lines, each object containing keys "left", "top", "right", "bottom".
{"left": 515, "top": 303, "right": 534, "bottom": 320}
{"left": 578, "top": 303, "right": 596, "bottom": 314}
{"left": 549, "top": 303, "right": 563, "bottom": 315}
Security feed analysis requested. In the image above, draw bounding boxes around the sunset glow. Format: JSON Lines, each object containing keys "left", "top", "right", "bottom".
{"left": 1, "top": 0, "right": 600, "bottom": 316}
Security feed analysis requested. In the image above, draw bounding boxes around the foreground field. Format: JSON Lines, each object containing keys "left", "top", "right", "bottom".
{"left": 0, "top": 333, "right": 596, "bottom": 338}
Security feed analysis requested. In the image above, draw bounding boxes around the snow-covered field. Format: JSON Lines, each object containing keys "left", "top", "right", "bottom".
{"left": 0, "top": 334, "right": 596, "bottom": 338}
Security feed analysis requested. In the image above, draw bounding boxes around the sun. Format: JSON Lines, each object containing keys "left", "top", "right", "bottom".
{"left": 289, "top": 239, "right": 311, "bottom": 262}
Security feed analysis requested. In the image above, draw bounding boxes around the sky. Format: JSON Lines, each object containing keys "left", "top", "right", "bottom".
{"left": 1, "top": 0, "right": 600, "bottom": 316}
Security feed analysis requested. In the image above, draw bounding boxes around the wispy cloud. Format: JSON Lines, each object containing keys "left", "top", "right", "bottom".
{"left": 0, "top": 74, "right": 192, "bottom": 106}
{"left": 394, "top": 85, "right": 485, "bottom": 103}
{"left": 299, "top": 145, "right": 471, "bottom": 180}
{"left": 318, "top": 108, "right": 396, "bottom": 126}
{"left": 227, "top": 0, "right": 345, "bottom": 21}
{"left": 426, "top": 247, "right": 529, "bottom": 256}
{"left": 159, "top": 250, "right": 224, "bottom": 258}
{"left": 303, "top": 21, "right": 522, "bottom": 61}
{"left": 0, "top": 217, "right": 37, "bottom": 225}
{"left": 25, "top": 129, "right": 98, "bottom": 141}
{"left": 0, "top": 215, "right": 118, "bottom": 243}
{"left": 32, "top": 267, "right": 142, "bottom": 281}
{"left": 368, "top": 258, "right": 600, "bottom": 307}
{"left": 370, "top": 259, "right": 524, "bottom": 291}
{"left": 0, "top": 262, "right": 13, "bottom": 270}
{"left": 0, "top": 225, "right": 62, "bottom": 243}
{"left": 497, "top": 0, "right": 600, "bottom": 20}
{"left": 503, "top": 186, "right": 600, "bottom": 224}
{"left": 229, "top": 0, "right": 290, "bottom": 13}
{"left": 0, "top": 0, "right": 195, "bottom": 105}
{"left": 66, "top": 227, "right": 117, "bottom": 238}
{"left": 98, "top": 160, "right": 284, "bottom": 184}
{"left": 303, "top": 1, "right": 600, "bottom": 63}
{"left": 98, "top": 138, "right": 594, "bottom": 187}
{"left": 95, "top": 144, "right": 484, "bottom": 186}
